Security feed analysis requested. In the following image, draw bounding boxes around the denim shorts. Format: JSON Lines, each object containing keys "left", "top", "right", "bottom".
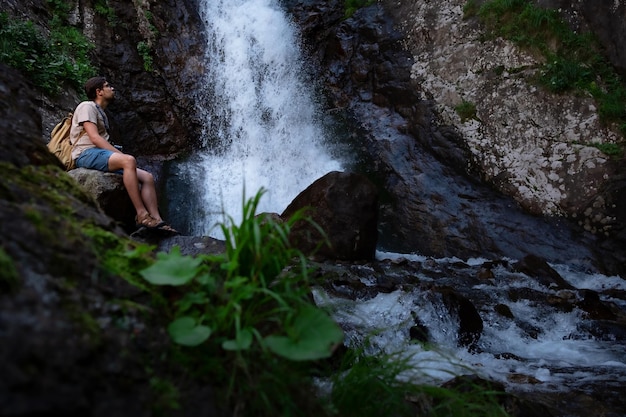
{"left": 76, "top": 148, "right": 124, "bottom": 173}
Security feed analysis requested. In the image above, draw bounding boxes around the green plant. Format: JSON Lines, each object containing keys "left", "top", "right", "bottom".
{"left": 137, "top": 40, "right": 154, "bottom": 72}
{"left": 329, "top": 349, "right": 509, "bottom": 417}
{"left": 142, "top": 189, "right": 342, "bottom": 356}
{"left": 345, "top": 0, "right": 376, "bottom": 18}
{"left": 540, "top": 56, "right": 593, "bottom": 93}
{"left": 0, "top": 247, "right": 20, "bottom": 293}
{"left": 46, "top": 0, "right": 72, "bottom": 19}
{"left": 94, "top": 0, "right": 117, "bottom": 26}
{"left": 144, "top": 10, "right": 159, "bottom": 36}
{"left": 149, "top": 376, "right": 181, "bottom": 412}
{"left": 593, "top": 142, "right": 624, "bottom": 158}
{"left": 84, "top": 226, "right": 155, "bottom": 290}
{"left": 462, "top": 0, "right": 480, "bottom": 18}
{"left": 140, "top": 189, "right": 343, "bottom": 413}
{"left": 455, "top": 100, "right": 478, "bottom": 122}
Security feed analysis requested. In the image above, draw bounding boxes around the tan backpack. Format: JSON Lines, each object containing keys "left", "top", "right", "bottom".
{"left": 47, "top": 112, "right": 76, "bottom": 171}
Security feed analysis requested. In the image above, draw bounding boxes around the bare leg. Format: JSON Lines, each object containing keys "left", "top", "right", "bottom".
{"left": 108, "top": 153, "right": 149, "bottom": 219}
{"left": 137, "top": 168, "right": 163, "bottom": 222}
{"left": 108, "top": 153, "right": 175, "bottom": 231}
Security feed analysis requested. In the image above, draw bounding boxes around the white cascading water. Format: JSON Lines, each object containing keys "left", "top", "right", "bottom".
{"left": 188, "top": 0, "right": 341, "bottom": 237}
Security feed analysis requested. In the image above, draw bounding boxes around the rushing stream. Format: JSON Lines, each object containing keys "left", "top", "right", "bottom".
{"left": 163, "top": 0, "right": 626, "bottom": 413}
{"left": 314, "top": 252, "right": 626, "bottom": 408}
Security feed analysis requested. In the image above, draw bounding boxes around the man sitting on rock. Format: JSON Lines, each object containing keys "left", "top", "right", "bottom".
{"left": 70, "top": 76, "right": 177, "bottom": 233}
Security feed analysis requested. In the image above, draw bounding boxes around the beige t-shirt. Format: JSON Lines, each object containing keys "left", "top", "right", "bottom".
{"left": 70, "top": 101, "right": 110, "bottom": 160}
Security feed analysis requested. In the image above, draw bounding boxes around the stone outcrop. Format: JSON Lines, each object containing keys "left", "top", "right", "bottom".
{"left": 0, "top": 63, "right": 122, "bottom": 278}
{"left": 390, "top": 0, "right": 619, "bottom": 217}
{"left": 540, "top": 0, "right": 626, "bottom": 76}
{"left": 281, "top": 171, "right": 379, "bottom": 261}
{"left": 68, "top": 168, "right": 136, "bottom": 231}
{"left": 513, "top": 254, "right": 576, "bottom": 291}
{"left": 380, "top": 0, "right": 626, "bottom": 273}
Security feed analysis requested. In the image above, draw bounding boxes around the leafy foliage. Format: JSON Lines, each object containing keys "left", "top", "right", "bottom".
{"left": 141, "top": 190, "right": 343, "bottom": 358}
{"left": 137, "top": 41, "right": 154, "bottom": 72}
{"left": 593, "top": 142, "right": 623, "bottom": 158}
{"left": 140, "top": 189, "right": 343, "bottom": 413}
{"left": 0, "top": 10, "right": 96, "bottom": 95}
{"left": 94, "top": 0, "right": 118, "bottom": 26}
{"left": 84, "top": 226, "right": 155, "bottom": 290}
{"left": 0, "top": 247, "right": 20, "bottom": 294}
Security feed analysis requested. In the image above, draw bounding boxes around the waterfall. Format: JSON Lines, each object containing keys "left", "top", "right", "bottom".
{"left": 181, "top": 0, "right": 342, "bottom": 237}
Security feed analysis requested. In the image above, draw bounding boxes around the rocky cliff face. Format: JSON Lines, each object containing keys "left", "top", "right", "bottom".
{"left": 389, "top": 0, "right": 623, "bottom": 222}
{"left": 383, "top": 0, "right": 626, "bottom": 273}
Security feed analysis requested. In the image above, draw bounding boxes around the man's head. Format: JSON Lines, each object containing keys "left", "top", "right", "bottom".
{"left": 84, "top": 76, "right": 113, "bottom": 100}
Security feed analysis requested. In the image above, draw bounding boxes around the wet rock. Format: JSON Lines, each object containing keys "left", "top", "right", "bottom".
{"left": 477, "top": 265, "right": 495, "bottom": 280}
{"left": 546, "top": 294, "right": 575, "bottom": 312}
{"left": 579, "top": 320, "right": 626, "bottom": 342}
{"left": 513, "top": 254, "right": 575, "bottom": 290}
{"left": 437, "top": 287, "right": 483, "bottom": 351}
{"left": 495, "top": 303, "right": 515, "bottom": 319}
{"left": 156, "top": 235, "right": 226, "bottom": 257}
{"left": 311, "top": 262, "right": 379, "bottom": 301}
{"left": 516, "top": 321, "right": 542, "bottom": 340}
{"left": 409, "top": 314, "right": 429, "bottom": 343}
{"left": 508, "top": 287, "right": 548, "bottom": 303}
{"left": 576, "top": 290, "right": 617, "bottom": 320}
{"left": 282, "top": 171, "right": 379, "bottom": 261}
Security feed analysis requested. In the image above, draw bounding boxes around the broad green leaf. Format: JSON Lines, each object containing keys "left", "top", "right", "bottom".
{"left": 222, "top": 327, "right": 253, "bottom": 351}
{"left": 176, "top": 291, "right": 209, "bottom": 314}
{"left": 140, "top": 246, "right": 202, "bottom": 286}
{"left": 264, "top": 306, "right": 344, "bottom": 361}
{"left": 167, "top": 316, "right": 212, "bottom": 346}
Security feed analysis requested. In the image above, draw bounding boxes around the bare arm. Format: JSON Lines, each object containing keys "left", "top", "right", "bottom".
{"left": 83, "top": 121, "right": 121, "bottom": 153}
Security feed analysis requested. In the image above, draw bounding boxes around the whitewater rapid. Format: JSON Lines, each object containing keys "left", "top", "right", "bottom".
{"left": 314, "top": 251, "right": 626, "bottom": 395}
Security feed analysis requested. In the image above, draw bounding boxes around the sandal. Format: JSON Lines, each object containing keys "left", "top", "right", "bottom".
{"left": 135, "top": 213, "right": 165, "bottom": 229}
{"left": 157, "top": 223, "right": 179, "bottom": 234}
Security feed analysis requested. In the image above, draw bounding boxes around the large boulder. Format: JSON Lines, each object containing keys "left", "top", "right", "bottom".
{"left": 281, "top": 171, "right": 379, "bottom": 261}
{"left": 68, "top": 168, "right": 135, "bottom": 231}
